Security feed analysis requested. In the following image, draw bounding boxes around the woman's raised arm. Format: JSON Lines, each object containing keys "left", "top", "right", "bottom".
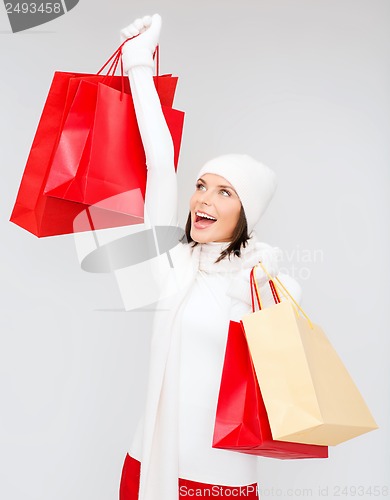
{"left": 121, "top": 14, "right": 178, "bottom": 228}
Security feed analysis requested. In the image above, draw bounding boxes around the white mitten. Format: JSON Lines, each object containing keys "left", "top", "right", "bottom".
{"left": 227, "top": 243, "right": 282, "bottom": 307}
{"left": 120, "top": 13, "right": 162, "bottom": 72}
{"left": 254, "top": 242, "right": 282, "bottom": 281}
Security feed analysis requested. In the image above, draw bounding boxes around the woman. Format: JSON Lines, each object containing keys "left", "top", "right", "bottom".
{"left": 118, "top": 14, "right": 302, "bottom": 500}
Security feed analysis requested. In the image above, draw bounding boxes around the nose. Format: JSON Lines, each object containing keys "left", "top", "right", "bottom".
{"left": 198, "top": 189, "right": 213, "bottom": 206}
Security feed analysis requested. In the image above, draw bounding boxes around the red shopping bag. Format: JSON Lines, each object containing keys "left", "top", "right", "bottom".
{"left": 10, "top": 45, "right": 183, "bottom": 237}
{"left": 43, "top": 77, "right": 184, "bottom": 208}
{"left": 212, "top": 319, "right": 328, "bottom": 459}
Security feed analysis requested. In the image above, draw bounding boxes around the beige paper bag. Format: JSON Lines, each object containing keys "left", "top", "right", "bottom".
{"left": 241, "top": 264, "right": 378, "bottom": 446}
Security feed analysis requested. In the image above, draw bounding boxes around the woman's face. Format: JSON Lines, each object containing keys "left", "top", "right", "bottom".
{"left": 189, "top": 173, "right": 242, "bottom": 243}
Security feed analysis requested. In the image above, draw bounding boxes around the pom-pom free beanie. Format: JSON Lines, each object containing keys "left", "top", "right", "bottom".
{"left": 196, "top": 154, "right": 277, "bottom": 233}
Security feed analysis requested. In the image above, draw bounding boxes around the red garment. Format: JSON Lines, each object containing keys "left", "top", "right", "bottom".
{"left": 119, "top": 453, "right": 260, "bottom": 500}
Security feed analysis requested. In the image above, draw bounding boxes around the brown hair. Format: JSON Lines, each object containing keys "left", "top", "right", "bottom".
{"left": 179, "top": 206, "right": 250, "bottom": 263}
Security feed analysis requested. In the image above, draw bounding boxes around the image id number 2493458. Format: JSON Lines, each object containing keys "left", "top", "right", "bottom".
{"left": 5, "top": 3, "right": 62, "bottom": 14}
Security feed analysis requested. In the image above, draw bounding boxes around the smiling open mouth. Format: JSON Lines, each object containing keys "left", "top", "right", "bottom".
{"left": 194, "top": 211, "right": 217, "bottom": 227}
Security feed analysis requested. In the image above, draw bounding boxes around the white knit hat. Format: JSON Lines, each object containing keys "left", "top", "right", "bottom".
{"left": 196, "top": 154, "right": 278, "bottom": 233}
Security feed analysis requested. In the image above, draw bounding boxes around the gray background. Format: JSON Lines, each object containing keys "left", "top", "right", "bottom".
{"left": 1, "top": 0, "right": 389, "bottom": 499}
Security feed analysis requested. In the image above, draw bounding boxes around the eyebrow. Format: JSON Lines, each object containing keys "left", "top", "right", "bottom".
{"left": 198, "top": 178, "right": 238, "bottom": 195}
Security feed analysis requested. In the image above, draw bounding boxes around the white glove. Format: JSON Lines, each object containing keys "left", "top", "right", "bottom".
{"left": 254, "top": 242, "right": 282, "bottom": 284}
{"left": 120, "top": 13, "right": 162, "bottom": 73}
{"left": 227, "top": 243, "right": 282, "bottom": 307}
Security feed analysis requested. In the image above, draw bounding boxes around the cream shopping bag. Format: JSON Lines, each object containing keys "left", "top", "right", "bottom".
{"left": 241, "top": 263, "right": 378, "bottom": 446}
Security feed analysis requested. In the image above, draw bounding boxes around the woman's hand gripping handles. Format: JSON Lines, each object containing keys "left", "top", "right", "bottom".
{"left": 227, "top": 244, "right": 284, "bottom": 308}
{"left": 120, "top": 14, "right": 162, "bottom": 72}
{"left": 230, "top": 243, "right": 303, "bottom": 308}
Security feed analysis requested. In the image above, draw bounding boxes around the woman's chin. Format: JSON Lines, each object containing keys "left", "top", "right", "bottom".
{"left": 190, "top": 233, "right": 210, "bottom": 244}
{"left": 190, "top": 226, "right": 215, "bottom": 244}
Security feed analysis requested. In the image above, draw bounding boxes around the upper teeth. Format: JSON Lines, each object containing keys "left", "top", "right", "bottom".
{"left": 196, "top": 211, "right": 217, "bottom": 221}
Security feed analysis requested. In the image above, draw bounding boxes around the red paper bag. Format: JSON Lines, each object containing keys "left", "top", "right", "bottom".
{"left": 10, "top": 45, "right": 183, "bottom": 237}
{"left": 212, "top": 320, "right": 328, "bottom": 459}
{"left": 43, "top": 78, "right": 184, "bottom": 209}
{"left": 10, "top": 71, "right": 133, "bottom": 237}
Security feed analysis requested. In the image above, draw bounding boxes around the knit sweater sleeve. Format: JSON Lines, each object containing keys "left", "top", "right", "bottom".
{"left": 127, "top": 66, "right": 178, "bottom": 228}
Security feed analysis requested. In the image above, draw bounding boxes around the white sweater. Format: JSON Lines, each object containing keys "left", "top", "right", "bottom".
{"left": 178, "top": 242, "right": 258, "bottom": 486}
{"left": 125, "top": 64, "right": 302, "bottom": 499}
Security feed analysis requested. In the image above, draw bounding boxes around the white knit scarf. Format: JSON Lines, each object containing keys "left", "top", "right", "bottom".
{"left": 138, "top": 231, "right": 265, "bottom": 500}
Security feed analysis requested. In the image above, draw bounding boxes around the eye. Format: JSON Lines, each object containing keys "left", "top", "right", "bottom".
{"left": 196, "top": 182, "right": 206, "bottom": 191}
{"left": 220, "top": 189, "right": 231, "bottom": 197}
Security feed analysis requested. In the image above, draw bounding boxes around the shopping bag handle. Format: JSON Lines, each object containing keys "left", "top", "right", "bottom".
{"left": 96, "top": 40, "right": 160, "bottom": 100}
{"left": 250, "top": 267, "right": 280, "bottom": 311}
{"left": 97, "top": 39, "right": 160, "bottom": 78}
{"left": 253, "top": 263, "right": 292, "bottom": 307}
{"left": 255, "top": 261, "right": 314, "bottom": 329}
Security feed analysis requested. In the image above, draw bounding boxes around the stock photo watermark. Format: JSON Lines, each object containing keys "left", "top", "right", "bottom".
{"left": 3, "top": 0, "right": 79, "bottom": 32}
{"left": 71, "top": 190, "right": 326, "bottom": 311}
{"left": 179, "top": 484, "right": 390, "bottom": 497}
{"left": 277, "top": 245, "right": 324, "bottom": 282}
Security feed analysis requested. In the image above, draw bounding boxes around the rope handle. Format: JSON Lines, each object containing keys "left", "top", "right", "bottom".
{"left": 97, "top": 38, "right": 160, "bottom": 78}
{"left": 254, "top": 263, "right": 298, "bottom": 313}
{"left": 250, "top": 267, "right": 281, "bottom": 311}
{"left": 256, "top": 261, "right": 314, "bottom": 329}
{"left": 95, "top": 39, "right": 160, "bottom": 101}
